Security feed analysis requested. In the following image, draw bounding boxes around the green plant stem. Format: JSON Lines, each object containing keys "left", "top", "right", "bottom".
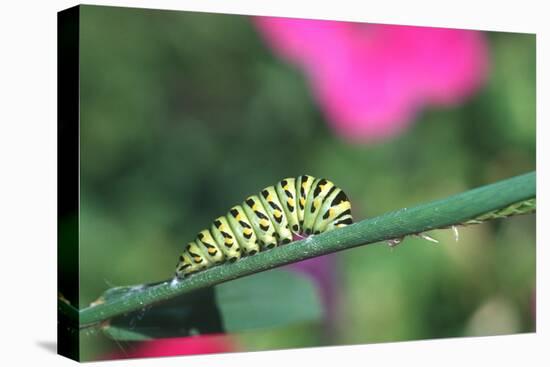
{"left": 76, "top": 171, "right": 535, "bottom": 328}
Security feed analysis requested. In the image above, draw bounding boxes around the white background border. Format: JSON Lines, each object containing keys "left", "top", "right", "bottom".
{"left": 0, "top": 0, "right": 546, "bottom": 366}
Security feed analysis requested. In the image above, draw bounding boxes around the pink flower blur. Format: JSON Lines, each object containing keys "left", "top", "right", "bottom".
{"left": 254, "top": 18, "right": 489, "bottom": 142}
{"left": 104, "top": 334, "right": 235, "bottom": 360}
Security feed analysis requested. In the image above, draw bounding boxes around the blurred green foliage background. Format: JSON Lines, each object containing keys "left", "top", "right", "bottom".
{"left": 73, "top": 5, "right": 535, "bottom": 360}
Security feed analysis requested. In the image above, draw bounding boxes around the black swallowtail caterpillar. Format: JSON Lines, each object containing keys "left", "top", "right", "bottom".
{"left": 175, "top": 175, "right": 353, "bottom": 278}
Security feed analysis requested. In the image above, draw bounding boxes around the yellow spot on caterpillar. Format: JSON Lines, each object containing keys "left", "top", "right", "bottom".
{"left": 260, "top": 219, "right": 269, "bottom": 226}
{"left": 288, "top": 198, "right": 295, "bottom": 206}
{"left": 193, "top": 256, "right": 201, "bottom": 262}
{"left": 243, "top": 228, "right": 253, "bottom": 235}
{"left": 274, "top": 210, "right": 282, "bottom": 218}
{"left": 329, "top": 208, "right": 334, "bottom": 218}
{"left": 208, "top": 248, "right": 217, "bottom": 255}
{"left": 340, "top": 201, "right": 351, "bottom": 210}
{"left": 300, "top": 197, "right": 306, "bottom": 206}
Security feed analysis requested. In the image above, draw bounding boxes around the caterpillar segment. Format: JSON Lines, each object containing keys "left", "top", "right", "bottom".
{"left": 175, "top": 175, "right": 353, "bottom": 278}
{"left": 210, "top": 216, "right": 241, "bottom": 263}
{"left": 325, "top": 191, "right": 353, "bottom": 231}
{"left": 315, "top": 187, "right": 351, "bottom": 233}
{"left": 275, "top": 178, "right": 300, "bottom": 234}
{"left": 259, "top": 186, "right": 293, "bottom": 245}
{"left": 302, "top": 178, "right": 337, "bottom": 235}
{"left": 176, "top": 241, "right": 211, "bottom": 275}
{"left": 226, "top": 205, "right": 260, "bottom": 256}
{"left": 296, "top": 175, "right": 316, "bottom": 230}
{"left": 196, "top": 229, "right": 225, "bottom": 264}
{"left": 242, "top": 195, "right": 279, "bottom": 250}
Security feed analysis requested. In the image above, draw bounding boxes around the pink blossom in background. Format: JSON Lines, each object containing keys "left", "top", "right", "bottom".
{"left": 104, "top": 334, "right": 235, "bottom": 360}
{"left": 254, "top": 18, "right": 489, "bottom": 142}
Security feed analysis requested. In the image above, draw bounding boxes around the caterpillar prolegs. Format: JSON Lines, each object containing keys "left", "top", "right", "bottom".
{"left": 175, "top": 175, "right": 353, "bottom": 278}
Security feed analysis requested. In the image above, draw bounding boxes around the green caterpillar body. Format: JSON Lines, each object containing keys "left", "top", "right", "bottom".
{"left": 175, "top": 175, "right": 352, "bottom": 278}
